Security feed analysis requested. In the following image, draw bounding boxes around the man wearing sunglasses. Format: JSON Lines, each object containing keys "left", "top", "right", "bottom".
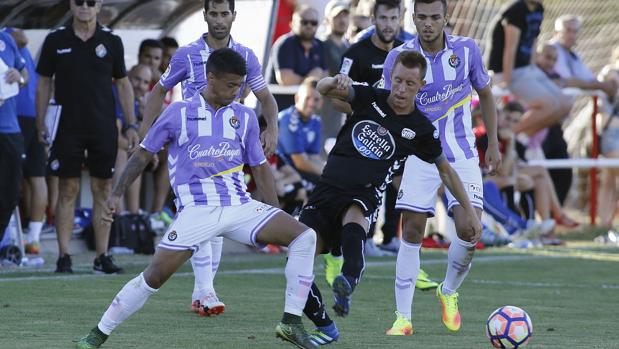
{"left": 271, "top": 5, "right": 327, "bottom": 86}
{"left": 35, "top": 0, "right": 138, "bottom": 274}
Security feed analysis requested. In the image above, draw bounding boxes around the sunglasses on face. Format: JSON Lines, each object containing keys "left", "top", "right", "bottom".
{"left": 301, "top": 19, "right": 319, "bottom": 27}
{"left": 74, "top": 0, "right": 98, "bottom": 7}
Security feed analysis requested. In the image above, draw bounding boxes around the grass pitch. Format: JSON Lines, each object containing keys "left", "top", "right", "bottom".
{"left": 1, "top": 243, "right": 618, "bottom": 349}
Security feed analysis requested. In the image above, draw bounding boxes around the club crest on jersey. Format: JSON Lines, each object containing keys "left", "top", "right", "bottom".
{"left": 401, "top": 128, "right": 416, "bottom": 140}
{"left": 95, "top": 44, "right": 107, "bottom": 58}
{"left": 398, "top": 189, "right": 404, "bottom": 199}
{"left": 0, "top": 40, "right": 5, "bottom": 52}
{"left": 351, "top": 120, "right": 396, "bottom": 160}
{"left": 448, "top": 54, "right": 460, "bottom": 68}
{"left": 229, "top": 115, "right": 240, "bottom": 129}
{"left": 433, "top": 129, "right": 439, "bottom": 139}
{"left": 168, "top": 231, "right": 177, "bottom": 241}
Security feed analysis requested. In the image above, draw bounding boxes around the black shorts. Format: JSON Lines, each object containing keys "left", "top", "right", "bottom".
{"left": 18, "top": 117, "right": 47, "bottom": 177}
{"left": 298, "top": 182, "right": 380, "bottom": 254}
{"left": 48, "top": 123, "right": 118, "bottom": 179}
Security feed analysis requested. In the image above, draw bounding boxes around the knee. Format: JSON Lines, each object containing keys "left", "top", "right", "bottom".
{"left": 91, "top": 179, "right": 112, "bottom": 197}
{"left": 58, "top": 181, "right": 79, "bottom": 201}
{"left": 289, "top": 228, "right": 317, "bottom": 254}
{"left": 401, "top": 213, "right": 426, "bottom": 243}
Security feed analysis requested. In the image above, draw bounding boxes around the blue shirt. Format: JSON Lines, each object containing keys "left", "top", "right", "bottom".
{"left": 0, "top": 31, "right": 26, "bottom": 133}
{"left": 271, "top": 33, "right": 327, "bottom": 82}
{"left": 277, "top": 105, "right": 321, "bottom": 168}
{"left": 15, "top": 46, "right": 37, "bottom": 117}
{"left": 352, "top": 26, "right": 415, "bottom": 44}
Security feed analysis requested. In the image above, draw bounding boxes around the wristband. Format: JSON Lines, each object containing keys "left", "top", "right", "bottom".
{"left": 122, "top": 123, "right": 138, "bottom": 133}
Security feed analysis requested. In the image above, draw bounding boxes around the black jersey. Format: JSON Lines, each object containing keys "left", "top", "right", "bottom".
{"left": 340, "top": 36, "right": 403, "bottom": 87}
{"left": 320, "top": 85, "right": 442, "bottom": 190}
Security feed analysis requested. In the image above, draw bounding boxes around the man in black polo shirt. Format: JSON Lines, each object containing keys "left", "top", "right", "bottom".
{"left": 300, "top": 51, "right": 481, "bottom": 344}
{"left": 35, "top": 0, "right": 139, "bottom": 274}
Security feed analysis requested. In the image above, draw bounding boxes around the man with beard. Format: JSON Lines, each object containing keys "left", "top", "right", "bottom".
{"left": 271, "top": 5, "right": 327, "bottom": 85}
{"left": 138, "top": 0, "right": 279, "bottom": 318}
{"left": 382, "top": 0, "right": 501, "bottom": 336}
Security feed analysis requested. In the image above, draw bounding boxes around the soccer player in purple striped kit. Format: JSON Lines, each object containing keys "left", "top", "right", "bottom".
{"left": 76, "top": 48, "right": 318, "bottom": 349}
{"left": 138, "top": 0, "right": 279, "bottom": 317}
{"left": 382, "top": 0, "right": 502, "bottom": 336}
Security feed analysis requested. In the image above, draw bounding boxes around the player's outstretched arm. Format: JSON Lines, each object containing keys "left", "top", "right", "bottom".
{"left": 103, "top": 148, "right": 154, "bottom": 224}
{"left": 138, "top": 83, "right": 167, "bottom": 139}
{"left": 251, "top": 162, "right": 280, "bottom": 208}
{"left": 317, "top": 74, "right": 354, "bottom": 102}
{"left": 435, "top": 155, "right": 482, "bottom": 238}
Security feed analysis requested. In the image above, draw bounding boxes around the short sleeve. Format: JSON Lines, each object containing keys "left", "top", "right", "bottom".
{"left": 468, "top": 41, "right": 491, "bottom": 90}
{"left": 7, "top": 36, "right": 25, "bottom": 71}
{"left": 160, "top": 50, "right": 188, "bottom": 90}
{"left": 245, "top": 49, "right": 267, "bottom": 92}
{"left": 502, "top": 3, "right": 525, "bottom": 30}
{"left": 242, "top": 109, "right": 267, "bottom": 166}
{"left": 382, "top": 49, "right": 398, "bottom": 90}
{"left": 349, "top": 84, "right": 376, "bottom": 111}
{"left": 110, "top": 34, "right": 127, "bottom": 79}
{"left": 274, "top": 37, "right": 295, "bottom": 70}
{"left": 140, "top": 102, "right": 178, "bottom": 152}
{"left": 413, "top": 123, "right": 443, "bottom": 164}
{"left": 36, "top": 34, "right": 56, "bottom": 77}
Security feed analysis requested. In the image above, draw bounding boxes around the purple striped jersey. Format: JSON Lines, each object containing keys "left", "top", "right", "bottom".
{"left": 382, "top": 34, "right": 491, "bottom": 162}
{"left": 140, "top": 93, "right": 266, "bottom": 209}
{"left": 159, "top": 33, "right": 267, "bottom": 99}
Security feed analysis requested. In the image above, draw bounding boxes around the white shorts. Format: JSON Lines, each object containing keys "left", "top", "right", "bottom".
{"left": 158, "top": 200, "right": 281, "bottom": 253}
{"left": 396, "top": 155, "right": 483, "bottom": 217}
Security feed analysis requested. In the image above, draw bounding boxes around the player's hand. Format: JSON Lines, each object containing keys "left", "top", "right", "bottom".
{"left": 261, "top": 124, "right": 278, "bottom": 156}
{"left": 4, "top": 68, "right": 22, "bottom": 84}
{"left": 150, "top": 152, "right": 160, "bottom": 170}
{"left": 466, "top": 210, "right": 483, "bottom": 243}
{"left": 334, "top": 74, "right": 353, "bottom": 90}
{"left": 36, "top": 122, "right": 50, "bottom": 146}
{"left": 485, "top": 141, "right": 502, "bottom": 176}
{"left": 125, "top": 128, "right": 139, "bottom": 151}
{"left": 102, "top": 196, "right": 120, "bottom": 226}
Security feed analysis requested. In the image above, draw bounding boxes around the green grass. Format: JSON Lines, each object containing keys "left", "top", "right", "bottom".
{"left": 1, "top": 247, "right": 618, "bottom": 349}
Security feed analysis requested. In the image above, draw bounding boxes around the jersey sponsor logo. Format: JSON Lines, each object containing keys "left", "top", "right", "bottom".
{"left": 229, "top": 115, "right": 240, "bottom": 129}
{"left": 188, "top": 142, "right": 241, "bottom": 161}
{"left": 401, "top": 128, "right": 416, "bottom": 140}
{"left": 448, "top": 54, "right": 461, "bottom": 68}
{"left": 433, "top": 129, "right": 439, "bottom": 139}
{"left": 417, "top": 82, "right": 466, "bottom": 106}
{"left": 371, "top": 102, "right": 387, "bottom": 118}
{"left": 351, "top": 120, "right": 396, "bottom": 160}
{"left": 168, "top": 231, "right": 178, "bottom": 241}
{"left": 254, "top": 203, "right": 272, "bottom": 213}
{"left": 0, "top": 40, "right": 5, "bottom": 52}
{"left": 95, "top": 44, "right": 107, "bottom": 58}
{"left": 340, "top": 57, "right": 353, "bottom": 75}
{"left": 56, "top": 48, "right": 72, "bottom": 54}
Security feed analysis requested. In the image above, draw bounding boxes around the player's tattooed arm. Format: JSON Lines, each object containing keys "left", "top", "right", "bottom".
{"left": 102, "top": 148, "right": 153, "bottom": 224}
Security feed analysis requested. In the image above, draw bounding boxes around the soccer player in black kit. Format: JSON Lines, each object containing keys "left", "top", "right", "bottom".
{"left": 301, "top": 50, "right": 482, "bottom": 345}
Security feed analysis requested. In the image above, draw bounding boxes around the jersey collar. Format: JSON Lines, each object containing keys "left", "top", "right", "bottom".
{"left": 201, "top": 33, "right": 236, "bottom": 52}
{"left": 411, "top": 31, "right": 453, "bottom": 57}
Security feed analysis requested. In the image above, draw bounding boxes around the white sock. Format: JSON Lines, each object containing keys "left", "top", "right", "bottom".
{"left": 98, "top": 273, "right": 157, "bottom": 335}
{"left": 284, "top": 229, "right": 316, "bottom": 315}
{"left": 191, "top": 241, "right": 215, "bottom": 301}
{"left": 28, "top": 221, "right": 44, "bottom": 243}
{"left": 394, "top": 240, "right": 421, "bottom": 320}
{"left": 210, "top": 236, "right": 223, "bottom": 278}
{"left": 442, "top": 236, "right": 476, "bottom": 295}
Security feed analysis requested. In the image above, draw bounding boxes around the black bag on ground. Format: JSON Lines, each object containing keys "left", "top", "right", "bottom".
{"left": 82, "top": 214, "right": 155, "bottom": 255}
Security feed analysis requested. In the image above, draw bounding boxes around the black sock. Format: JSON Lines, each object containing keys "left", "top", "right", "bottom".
{"left": 519, "top": 190, "right": 536, "bottom": 220}
{"left": 341, "top": 222, "right": 367, "bottom": 288}
{"left": 330, "top": 240, "right": 342, "bottom": 257}
{"left": 282, "top": 312, "right": 302, "bottom": 324}
{"left": 303, "top": 282, "right": 333, "bottom": 327}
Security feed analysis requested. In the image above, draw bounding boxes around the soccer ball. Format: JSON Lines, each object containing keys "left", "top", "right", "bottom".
{"left": 486, "top": 306, "right": 533, "bottom": 348}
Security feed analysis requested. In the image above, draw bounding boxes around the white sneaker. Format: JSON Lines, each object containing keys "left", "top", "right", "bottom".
{"left": 364, "top": 239, "right": 387, "bottom": 257}
{"left": 198, "top": 292, "right": 225, "bottom": 317}
{"left": 515, "top": 219, "right": 556, "bottom": 241}
{"left": 379, "top": 238, "right": 401, "bottom": 253}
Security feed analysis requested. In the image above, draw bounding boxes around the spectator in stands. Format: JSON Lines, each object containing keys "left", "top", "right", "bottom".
{"left": 322, "top": 0, "right": 350, "bottom": 76}
{"left": 271, "top": 5, "right": 327, "bottom": 85}
{"left": 277, "top": 77, "right": 325, "bottom": 184}
{"left": 138, "top": 39, "right": 164, "bottom": 85}
{"left": 485, "top": 0, "right": 572, "bottom": 137}
{"left": 347, "top": 0, "right": 374, "bottom": 40}
{"left": 352, "top": 0, "right": 414, "bottom": 44}
{"left": 159, "top": 37, "right": 179, "bottom": 76}
{"left": 597, "top": 46, "right": 619, "bottom": 227}
{"left": 112, "top": 64, "right": 152, "bottom": 214}
{"left": 36, "top": 0, "right": 138, "bottom": 273}
{"left": 4, "top": 28, "right": 47, "bottom": 254}
{"left": 0, "top": 30, "right": 27, "bottom": 245}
